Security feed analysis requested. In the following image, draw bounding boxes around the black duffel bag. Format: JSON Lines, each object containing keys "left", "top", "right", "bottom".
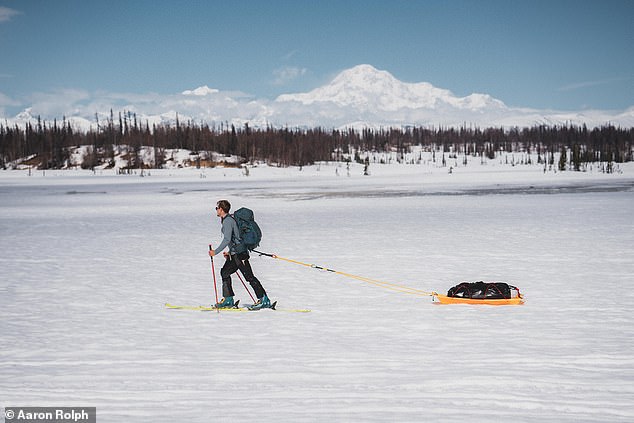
{"left": 447, "top": 281, "right": 519, "bottom": 299}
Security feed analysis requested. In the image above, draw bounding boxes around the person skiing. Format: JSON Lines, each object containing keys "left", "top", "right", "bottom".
{"left": 209, "top": 200, "right": 271, "bottom": 310}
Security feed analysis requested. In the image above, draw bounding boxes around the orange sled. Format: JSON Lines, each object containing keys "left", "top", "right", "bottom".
{"left": 433, "top": 294, "right": 524, "bottom": 305}
{"left": 434, "top": 281, "right": 525, "bottom": 305}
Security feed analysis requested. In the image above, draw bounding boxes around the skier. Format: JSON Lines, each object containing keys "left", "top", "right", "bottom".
{"left": 209, "top": 200, "right": 271, "bottom": 310}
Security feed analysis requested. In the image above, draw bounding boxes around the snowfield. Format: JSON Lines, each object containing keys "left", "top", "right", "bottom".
{"left": 1, "top": 160, "right": 633, "bottom": 422}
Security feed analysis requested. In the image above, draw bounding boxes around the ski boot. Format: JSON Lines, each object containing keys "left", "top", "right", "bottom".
{"left": 213, "top": 296, "right": 235, "bottom": 309}
{"left": 247, "top": 295, "right": 273, "bottom": 311}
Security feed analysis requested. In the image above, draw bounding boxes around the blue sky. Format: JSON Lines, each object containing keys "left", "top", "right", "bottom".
{"left": 0, "top": 0, "right": 633, "bottom": 113}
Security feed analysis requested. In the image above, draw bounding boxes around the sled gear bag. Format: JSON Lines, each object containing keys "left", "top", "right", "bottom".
{"left": 232, "top": 207, "right": 262, "bottom": 251}
{"left": 447, "top": 281, "right": 520, "bottom": 299}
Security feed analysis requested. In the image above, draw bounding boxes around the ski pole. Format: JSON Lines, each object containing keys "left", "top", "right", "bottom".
{"left": 209, "top": 244, "right": 219, "bottom": 311}
{"left": 236, "top": 271, "right": 256, "bottom": 302}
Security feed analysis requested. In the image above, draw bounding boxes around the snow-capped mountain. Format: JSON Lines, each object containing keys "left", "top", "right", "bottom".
{"left": 11, "top": 107, "right": 95, "bottom": 132}
{"left": 277, "top": 64, "right": 506, "bottom": 112}
{"left": 3, "top": 64, "right": 633, "bottom": 130}
{"left": 271, "top": 64, "right": 514, "bottom": 128}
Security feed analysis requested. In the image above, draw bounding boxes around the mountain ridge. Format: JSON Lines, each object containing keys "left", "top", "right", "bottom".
{"left": 276, "top": 64, "right": 507, "bottom": 112}
{"left": 4, "top": 64, "right": 633, "bottom": 131}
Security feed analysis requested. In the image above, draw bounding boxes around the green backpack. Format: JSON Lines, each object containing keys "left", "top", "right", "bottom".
{"left": 232, "top": 207, "right": 262, "bottom": 251}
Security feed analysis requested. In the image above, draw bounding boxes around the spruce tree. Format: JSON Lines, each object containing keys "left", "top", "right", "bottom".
{"left": 559, "top": 146, "right": 567, "bottom": 171}
{"left": 572, "top": 144, "right": 581, "bottom": 171}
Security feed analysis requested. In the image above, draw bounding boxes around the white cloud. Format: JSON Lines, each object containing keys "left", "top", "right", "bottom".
{"left": 558, "top": 76, "right": 632, "bottom": 92}
{"left": 0, "top": 92, "right": 19, "bottom": 107}
{"left": 272, "top": 66, "right": 307, "bottom": 86}
{"left": 27, "top": 89, "right": 92, "bottom": 116}
{"left": 182, "top": 86, "right": 219, "bottom": 96}
{"left": 0, "top": 6, "right": 21, "bottom": 23}
{"left": 0, "top": 92, "right": 17, "bottom": 119}
{"left": 281, "top": 50, "right": 299, "bottom": 61}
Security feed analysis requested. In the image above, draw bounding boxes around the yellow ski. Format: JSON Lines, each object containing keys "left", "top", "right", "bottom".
{"left": 164, "top": 303, "right": 311, "bottom": 313}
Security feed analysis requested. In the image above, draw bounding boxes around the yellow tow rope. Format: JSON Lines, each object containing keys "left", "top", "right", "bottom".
{"left": 254, "top": 250, "right": 438, "bottom": 298}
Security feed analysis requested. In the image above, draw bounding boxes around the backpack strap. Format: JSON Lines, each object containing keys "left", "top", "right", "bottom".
{"left": 227, "top": 214, "right": 246, "bottom": 253}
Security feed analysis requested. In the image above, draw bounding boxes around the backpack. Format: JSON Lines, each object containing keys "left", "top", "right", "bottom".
{"left": 232, "top": 207, "right": 262, "bottom": 251}
{"left": 447, "top": 281, "right": 519, "bottom": 299}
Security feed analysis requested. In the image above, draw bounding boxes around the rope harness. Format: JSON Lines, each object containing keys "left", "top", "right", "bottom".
{"left": 253, "top": 250, "right": 438, "bottom": 298}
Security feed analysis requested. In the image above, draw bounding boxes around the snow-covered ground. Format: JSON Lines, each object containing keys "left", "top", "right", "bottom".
{"left": 1, "top": 161, "right": 633, "bottom": 422}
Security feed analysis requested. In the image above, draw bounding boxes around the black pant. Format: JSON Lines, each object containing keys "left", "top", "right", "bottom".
{"left": 220, "top": 252, "right": 267, "bottom": 299}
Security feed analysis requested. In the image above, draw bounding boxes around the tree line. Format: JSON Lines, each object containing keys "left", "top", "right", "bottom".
{"left": 1, "top": 111, "right": 632, "bottom": 171}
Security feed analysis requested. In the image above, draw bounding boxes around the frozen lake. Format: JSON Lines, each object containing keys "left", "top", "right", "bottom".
{"left": 1, "top": 164, "right": 633, "bottom": 422}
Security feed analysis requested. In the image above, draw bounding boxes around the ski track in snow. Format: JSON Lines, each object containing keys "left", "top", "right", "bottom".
{"left": 1, "top": 163, "right": 633, "bottom": 422}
